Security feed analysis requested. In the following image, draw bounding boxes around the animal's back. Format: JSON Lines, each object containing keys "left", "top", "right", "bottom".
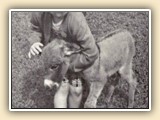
{"left": 98, "top": 30, "right": 135, "bottom": 76}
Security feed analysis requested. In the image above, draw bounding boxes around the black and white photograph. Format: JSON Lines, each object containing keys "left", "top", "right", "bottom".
{"left": 9, "top": 9, "right": 151, "bottom": 111}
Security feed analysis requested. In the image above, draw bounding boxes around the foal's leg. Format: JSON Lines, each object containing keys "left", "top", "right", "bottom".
{"left": 127, "top": 71, "right": 137, "bottom": 108}
{"left": 84, "top": 80, "right": 106, "bottom": 108}
{"left": 119, "top": 63, "right": 137, "bottom": 108}
{"left": 106, "top": 73, "right": 120, "bottom": 103}
{"left": 106, "top": 85, "right": 115, "bottom": 103}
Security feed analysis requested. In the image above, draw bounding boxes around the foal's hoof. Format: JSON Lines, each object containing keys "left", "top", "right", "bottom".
{"left": 96, "top": 104, "right": 106, "bottom": 108}
{"left": 84, "top": 102, "right": 96, "bottom": 108}
{"left": 128, "top": 104, "right": 134, "bottom": 108}
{"left": 128, "top": 101, "right": 134, "bottom": 108}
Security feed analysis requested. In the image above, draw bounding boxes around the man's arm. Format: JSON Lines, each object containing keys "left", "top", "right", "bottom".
{"left": 68, "top": 12, "right": 99, "bottom": 72}
{"left": 28, "top": 12, "right": 44, "bottom": 58}
{"left": 28, "top": 12, "right": 42, "bottom": 45}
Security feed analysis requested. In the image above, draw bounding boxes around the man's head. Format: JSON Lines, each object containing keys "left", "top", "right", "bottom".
{"left": 49, "top": 12, "right": 68, "bottom": 23}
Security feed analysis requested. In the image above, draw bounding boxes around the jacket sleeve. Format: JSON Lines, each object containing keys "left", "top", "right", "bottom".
{"left": 68, "top": 12, "right": 99, "bottom": 72}
{"left": 28, "top": 12, "right": 42, "bottom": 45}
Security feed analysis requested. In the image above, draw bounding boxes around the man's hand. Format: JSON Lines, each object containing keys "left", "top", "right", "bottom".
{"left": 28, "top": 42, "right": 43, "bottom": 59}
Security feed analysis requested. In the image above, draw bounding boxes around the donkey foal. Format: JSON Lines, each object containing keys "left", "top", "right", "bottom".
{"left": 42, "top": 30, "right": 137, "bottom": 108}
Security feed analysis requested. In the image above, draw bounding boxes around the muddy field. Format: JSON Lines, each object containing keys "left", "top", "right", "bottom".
{"left": 11, "top": 11, "right": 149, "bottom": 109}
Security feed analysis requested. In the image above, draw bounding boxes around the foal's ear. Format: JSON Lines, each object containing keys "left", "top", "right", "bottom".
{"left": 62, "top": 46, "right": 74, "bottom": 56}
{"left": 60, "top": 41, "right": 81, "bottom": 56}
{"left": 62, "top": 46, "right": 82, "bottom": 57}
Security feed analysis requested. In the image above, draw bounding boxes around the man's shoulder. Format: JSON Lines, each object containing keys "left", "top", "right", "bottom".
{"left": 66, "top": 12, "right": 85, "bottom": 24}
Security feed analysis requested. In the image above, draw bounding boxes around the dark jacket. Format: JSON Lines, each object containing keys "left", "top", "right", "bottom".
{"left": 29, "top": 12, "right": 98, "bottom": 72}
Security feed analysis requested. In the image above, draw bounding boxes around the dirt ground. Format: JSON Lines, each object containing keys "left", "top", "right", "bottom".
{"left": 11, "top": 11, "right": 149, "bottom": 109}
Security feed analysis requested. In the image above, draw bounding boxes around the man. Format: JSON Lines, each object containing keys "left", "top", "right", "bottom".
{"left": 28, "top": 12, "right": 98, "bottom": 108}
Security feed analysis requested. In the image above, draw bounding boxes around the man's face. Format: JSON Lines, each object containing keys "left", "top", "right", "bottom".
{"left": 50, "top": 12, "right": 67, "bottom": 23}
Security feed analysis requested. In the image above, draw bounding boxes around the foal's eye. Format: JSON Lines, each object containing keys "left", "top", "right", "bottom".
{"left": 50, "top": 65, "right": 59, "bottom": 70}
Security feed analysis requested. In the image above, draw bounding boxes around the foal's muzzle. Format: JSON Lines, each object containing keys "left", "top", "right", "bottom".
{"left": 44, "top": 79, "right": 59, "bottom": 89}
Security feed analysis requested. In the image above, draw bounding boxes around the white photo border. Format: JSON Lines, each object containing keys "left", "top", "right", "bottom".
{"left": 9, "top": 9, "right": 151, "bottom": 111}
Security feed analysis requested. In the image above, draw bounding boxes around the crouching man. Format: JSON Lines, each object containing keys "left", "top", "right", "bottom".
{"left": 28, "top": 11, "right": 98, "bottom": 108}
